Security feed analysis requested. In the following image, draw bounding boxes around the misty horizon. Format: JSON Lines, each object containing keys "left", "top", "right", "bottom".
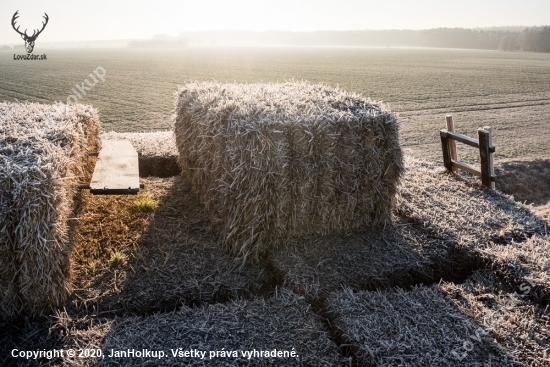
{"left": 1, "top": 0, "right": 549, "bottom": 44}
{"left": 0, "top": 26, "right": 548, "bottom": 46}
{"left": 3, "top": 27, "right": 549, "bottom": 53}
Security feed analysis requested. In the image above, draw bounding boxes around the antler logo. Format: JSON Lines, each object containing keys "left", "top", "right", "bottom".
{"left": 11, "top": 11, "right": 49, "bottom": 54}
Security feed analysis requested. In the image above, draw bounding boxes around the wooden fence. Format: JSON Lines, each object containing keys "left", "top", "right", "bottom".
{"left": 440, "top": 115, "right": 496, "bottom": 189}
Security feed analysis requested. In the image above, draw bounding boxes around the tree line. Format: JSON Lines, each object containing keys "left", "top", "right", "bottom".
{"left": 131, "top": 27, "right": 550, "bottom": 52}
{"left": 274, "top": 27, "right": 550, "bottom": 52}
{"left": 414, "top": 26, "right": 550, "bottom": 52}
{"left": 506, "top": 26, "right": 550, "bottom": 52}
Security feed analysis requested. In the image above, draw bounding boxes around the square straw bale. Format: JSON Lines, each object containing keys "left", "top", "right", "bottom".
{"left": 395, "top": 157, "right": 546, "bottom": 249}
{"left": 174, "top": 81, "right": 403, "bottom": 263}
{"left": 441, "top": 270, "right": 550, "bottom": 366}
{"left": 97, "top": 289, "right": 347, "bottom": 366}
{"left": 0, "top": 102, "right": 100, "bottom": 318}
{"left": 100, "top": 131, "right": 180, "bottom": 177}
{"left": 327, "top": 285, "right": 514, "bottom": 366}
{"left": 481, "top": 235, "right": 550, "bottom": 305}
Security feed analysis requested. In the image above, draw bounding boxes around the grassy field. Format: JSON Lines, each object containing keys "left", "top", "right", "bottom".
{"left": 1, "top": 47, "right": 549, "bottom": 163}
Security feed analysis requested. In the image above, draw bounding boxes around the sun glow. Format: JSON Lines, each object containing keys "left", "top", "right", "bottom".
{"left": 0, "top": 0, "right": 548, "bottom": 43}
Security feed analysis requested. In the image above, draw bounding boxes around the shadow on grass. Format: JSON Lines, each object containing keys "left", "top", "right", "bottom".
{"left": 70, "top": 175, "right": 281, "bottom": 318}
{"left": 269, "top": 212, "right": 485, "bottom": 303}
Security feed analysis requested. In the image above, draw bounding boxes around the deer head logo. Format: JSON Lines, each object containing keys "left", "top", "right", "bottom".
{"left": 12, "top": 11, "right": 49, "bottom": 54}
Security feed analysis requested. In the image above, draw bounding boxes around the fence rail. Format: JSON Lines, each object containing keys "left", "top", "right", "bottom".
{"left": 440, "top": 115, "right": 496, "bottom": 188}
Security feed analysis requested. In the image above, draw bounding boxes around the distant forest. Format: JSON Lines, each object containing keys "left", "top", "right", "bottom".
{"left": 130, "top": 27, "right": 550, "bottom": 52}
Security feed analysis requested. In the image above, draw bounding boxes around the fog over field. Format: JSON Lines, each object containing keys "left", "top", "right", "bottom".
{"left": 1, "top": 47, "right": 549, "bottom": 163}
{"left": 1, "top": 0, "right": 548, "bottom": 166}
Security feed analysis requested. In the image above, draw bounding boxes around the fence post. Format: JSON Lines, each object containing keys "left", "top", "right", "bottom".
{"left": 478, "top": 129, "right": 492, "bottom": 188}
{"left": 483, "top": 126, "right": 495, "bottom": 189}
{"left": 446, "top": 115, "right": 458, "bottom": 172}
{"left": 440, "top": 130, "right": 453, "bottom": 172}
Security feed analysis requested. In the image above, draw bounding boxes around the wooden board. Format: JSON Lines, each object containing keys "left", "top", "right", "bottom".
{"left": 90, "top": 140, "right": 140, "bottom": 195}
{"left": 452, "top": 160, "right": 481, "bottom": 177}
{"left": 446, "top": 130, "right": 480, "bottom": 149}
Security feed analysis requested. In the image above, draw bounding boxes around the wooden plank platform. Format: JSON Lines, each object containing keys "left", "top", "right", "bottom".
{"left": 90, "top": 140, "right": 140, "bottom": 195}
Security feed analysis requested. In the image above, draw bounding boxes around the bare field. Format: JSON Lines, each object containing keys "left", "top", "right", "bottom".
{"left": 1, "top": 47, "right": 549, "bottom": 163}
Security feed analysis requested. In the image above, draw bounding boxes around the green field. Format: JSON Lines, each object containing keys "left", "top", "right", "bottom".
{"left": 1, "top": 47, "right": 549, "bottom": 162}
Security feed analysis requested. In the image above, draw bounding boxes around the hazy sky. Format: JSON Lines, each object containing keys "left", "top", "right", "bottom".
{"left": 1, "top": 0, "right": 549, "bottom": 43}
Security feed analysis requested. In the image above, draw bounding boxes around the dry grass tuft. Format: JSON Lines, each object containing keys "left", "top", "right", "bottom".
{"left": 132, "top": 192, "right": 158, "bottom": 211}
{"left": 326, "top": 285, "right": 513, "bottom": 366}
{"left": 441, "top": 270, "right": 550, "bottom": 366}
{"left": 174, "top": 81, "right": 403, "bottom": 264}
{"left": 85, "top": 259, "right": 100, "bottom": 274}
{"left": 108, "top": 251, "right": 127, "bottom": 267}
{"left": 0, "top": 102, "right": 100, "bottom": 319}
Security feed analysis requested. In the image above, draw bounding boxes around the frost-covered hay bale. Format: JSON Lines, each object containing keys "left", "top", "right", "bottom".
{"left": 327, "top": 286, "right": 513, "bottom": 366}
{"left": 270, "top": 227, "right": 435, "bottom": 298}
{"left": 174, "top": 81, "right": 403, "bottom": 262}
{"left": 441, "top": 271, "right": 550, "bottom": 366}
{"left": 0, "top": 102, "right": 100, "bottom": 318}
{"left": 101, "top": 131, "right": 180, "bottom": 177}
{"left": 98, "top": 290, "right": 347, "bottom": 366}
{"left": 481, "top": 235, "right": 550, "bottom": 305}
{"left": 395, "top": 157, "right": 546, "bottom": 248}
